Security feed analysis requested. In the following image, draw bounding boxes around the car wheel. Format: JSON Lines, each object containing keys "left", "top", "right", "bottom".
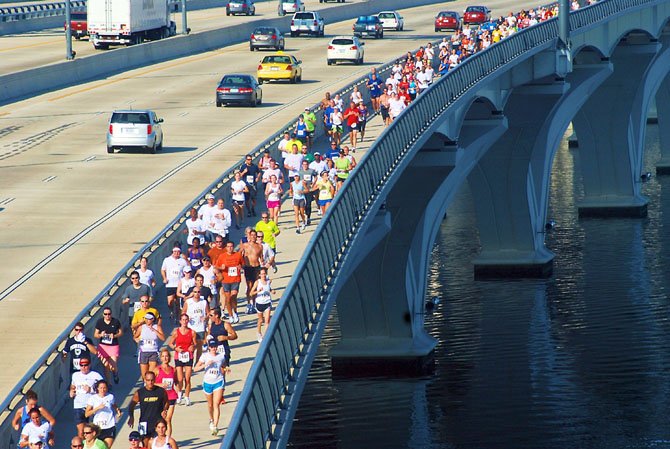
{"left": 106, "top": 146, "right": 113, "bottom": 154}
{"left": 280, "top": 43, "right": 285, "bottom": 50}
{"left": 216, "top": 100, "right": 222, "bottom": 107}
{"left": 435, "top": 27, "right": 439, "bottom": 32}
{"left": 251, "top": 96, "right": 257, "bottom": 107}
{"left": 149, "top": 143, "right": 156, "bottom": 154}
{"left": 258, "top": 79, "right": 263, "bottom": 84}
{"left": 250, "top": 45, "right": 254, "bottom": 51}
{"left": 290, "top": 31, "right": 296, "bottom": 37}
{"left": 290, "top": 76, "right": 296, "bottom": 84}
{"left": 257, "top": 95, "right": 262, "bottom": 105}
{"left": 157, "top": 140, "right": 163, "bottom": 151}
{"left": 226, "top": 9, "right": 230, "bottom": 15}
{"left": 327, "top": 59, "right": 332, "bottom": 65}
{"left": 297, "top": 74, "right": 302, "bottom": 82}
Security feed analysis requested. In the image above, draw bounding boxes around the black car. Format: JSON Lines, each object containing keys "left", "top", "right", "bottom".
{"left": 216, "top": 74, "right": 263, "bottom": 107}
{"left": 250, "top": 26, "right": 285, "bottom": 51}
{"left": 353, "top": 15, "right": 384, "bottom": 38}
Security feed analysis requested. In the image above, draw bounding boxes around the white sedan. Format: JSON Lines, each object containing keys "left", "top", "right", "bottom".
{"left": 327, "top": 36, "right": 365, "bottom": 65}
{"left": 377, "top": 10, "right": 404, "bottom": 31}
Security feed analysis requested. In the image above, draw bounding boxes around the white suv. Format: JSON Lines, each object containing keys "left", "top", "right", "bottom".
{"left": 327, "top": 36, "right": 364, "bottom": 65}
{"left": 107, "top": 110, "right": 164, "bottom": 154}
{"left": 279, "top": 0, "right": 304, "bottom": 16}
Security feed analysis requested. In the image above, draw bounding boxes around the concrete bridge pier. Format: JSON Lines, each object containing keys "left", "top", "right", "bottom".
{"left": 655, "top": 74, "right": 670, "bottom": 174}
{"left": 468, "top": 82, "right": 570, "bottom": 278}
{"left": 572, "top": 37, "right": 662, "bottom": 217}
{"left": 328, "top": 140, "right": 466, "bottom": 376}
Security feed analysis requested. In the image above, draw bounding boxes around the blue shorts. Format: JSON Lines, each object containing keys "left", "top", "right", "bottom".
{"left": 318, "top": 199, "right": 332, "bottom": 207}
{"left": 74, "top": 408, "right": 89, "bottom": 424}
{"left": 222, "top": 282, "right": 240, "bottom": 293}
{"left": 203, "top": 380, "right": 225, "bottom": 395}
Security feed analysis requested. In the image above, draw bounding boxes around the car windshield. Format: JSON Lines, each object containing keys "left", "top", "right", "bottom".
{"left": 378, "top": 12, "right": 395, "bottom": 18}
{"left": 357, "top": 16, "right": 376, "bottom": 23}
{"left": 71, "top": 12, "right": 86, "bottom": 20}
{"left": 332, "top": 38, "right": 354, "bottom": 45}
{"left": 254, "top": 27, "right": 275, "bottom": 35}
{"left": 294, "top": 12, "right": 313, "bottom": 19}
{"left": 111, "top": 112, "right": 149, "bottom": 124}
{"left": 220, "top": 76, "right": 250, "bottom": 86}
{"left": 439, "top": 12, "right": 458, "bottom": 18}
{"left": 262, "top": 55, "right": 291, "bottom": 64}
{"left": 466, "top": 6, "right": 486, "bottom": 12}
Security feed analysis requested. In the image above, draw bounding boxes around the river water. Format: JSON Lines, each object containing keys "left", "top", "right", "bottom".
{"left": 287, "top": 125, "right": 670, "bottom": 449}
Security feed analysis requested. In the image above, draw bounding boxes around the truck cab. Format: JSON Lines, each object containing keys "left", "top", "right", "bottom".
{"left": 68, "top": 11, "right": 88, "bottom": 40}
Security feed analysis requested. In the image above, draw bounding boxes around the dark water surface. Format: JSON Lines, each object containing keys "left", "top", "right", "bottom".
{"left": 287, "top": 126, "right": 670, "bottom": 449}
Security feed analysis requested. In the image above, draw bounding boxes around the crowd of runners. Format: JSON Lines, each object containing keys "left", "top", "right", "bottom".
{"left": 12, "top": 3, "right": 595, "bottom": 448}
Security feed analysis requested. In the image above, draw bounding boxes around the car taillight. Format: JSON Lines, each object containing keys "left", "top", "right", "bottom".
{"left": 242, "top": 3, "right": 247, "bottom": 7}
{"left": 250, "top": 34, "right": 255, "bottom": 39}
{"left": 272, "top": 34, "right": 277, "bottom": 39}
{"left": 217, "top": 87, "right": 230, "bottom": 92}
{"left": 327, "top": 45, "right": 334, "bottom": 50}
{"left": 239, "top": 88, "right": 253, "bottom": 93}
{"left": 258, "top": 64, "right": 263, "bottom": 70}
{"left": 291, "top": 20, "right": 295, "bottom": 25}
{"left": 286, "top": 64, "right": 293, "bottom": 70}
{"left": 293, "top": 3, "right": 297, "bottom": 7}
{"left": 313, "top": 20, "right": 318, "bottom": 26}
{"left": 350, "top": 45, "right": 358, "bottom": 50}
{"left": 109, "top": 124, "right": 113, "bottom": 134}
{"left": 147, "top": 124, "right": 152, "bottom": 135}
{"left": 352, "top": 25, "right": 355, "bottom": 30}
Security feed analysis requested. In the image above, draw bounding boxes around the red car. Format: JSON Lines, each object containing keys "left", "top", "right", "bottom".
{"left": 434, "top": 11, "right": 461, "bottom": 32}
{"left": 463, "top": 6, "right": 491, "bottom": 25}
{"left": 67, "top": 11, "right": 88, "bottom": 40}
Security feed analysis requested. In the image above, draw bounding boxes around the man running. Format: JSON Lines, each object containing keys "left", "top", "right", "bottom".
{"left": 241, "top": 229, "right": 263, "bottom": 314}
{"left": 215, "top": 242, "right": 244, "bottom": 324}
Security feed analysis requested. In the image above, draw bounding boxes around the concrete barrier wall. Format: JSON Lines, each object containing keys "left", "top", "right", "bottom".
{"left": 0, "top": 0, "right": 443, "bottom": 104}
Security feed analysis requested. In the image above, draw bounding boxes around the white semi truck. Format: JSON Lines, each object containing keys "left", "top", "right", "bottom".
{"left": 88, "top": 0, "right": 176, "bottom": 49}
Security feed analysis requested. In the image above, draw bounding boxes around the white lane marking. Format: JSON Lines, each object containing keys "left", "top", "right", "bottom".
{"left": 42, "top": 175, "right": 57, "bottom": 182}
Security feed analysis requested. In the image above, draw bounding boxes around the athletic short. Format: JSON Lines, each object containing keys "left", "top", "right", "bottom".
{"left": 331, "top": 125, "right": 343, "bottom": 133}
{"left": 138, "top": 351, "right": 159, "bottom": 365}
{"left": 348, "top": 123, "right": 358, "bottom": 132}
{"left": 222, "top": 282, "right": 240, "bottom": 293}
{"left": 370, "top": 92, "right": 381, "bottom": 99}
{"left": 380, "top": 107, "right": 389, "bottom": 120}
{"left": 203, "top": 380, "right": 225, "bottom": 395}
{"left": 98, "top": 426, "right": 116, "bottom": 440}
{"left": 233, "top": 200, "right": 245, "bottom": 207}
{"left": 174, "top": 353, "right": 193, "bottom": 367}
{"left": 244, "top": 187, "right": 257, "bottom": 198}
{"left": 307, "top": 131, "right": 315, "bottom": 138}
{"left": 98, "top": 343, "right": 120, "bottom": 359}
{"left": 318, "top": 198, "right": 332, "bottom": 207}
{"left": 243, "top": 266, "right": 260, "bottom": 282}
{"left": 358, "top": 121, "right": 367, "bottom": 131}
{"left": 73, "top": 408, "right": 89, "bottom": 425}
{"left": 256, "top": 302, "right": 272, "bottom": 313}
{"left": 293, "top": 198, "right": 306, "bottom": 208}
{"left": 267, "top": 200, "right": 280, "bottom": 209}
{"left": 166, "top": 287, "right": 178, "bottom": 297}
{"left": 168, "top": 399, "right": 176, "bottom": 406}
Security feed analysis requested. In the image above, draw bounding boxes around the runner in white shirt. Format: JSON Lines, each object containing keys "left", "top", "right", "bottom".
{"left": 230, "top": 171, "right": 248, "bottom": 230}
{"left": 70, "top": 357, "right": 103, "bottom": 439}
{"left": 211, "top": 199, "right": 232, "bottom": 241}
{"left": 185, "top": 207, "right": 206, "bottom": 246}
{"left": 388, "top": 93, "right": 407, "bottom": 120}
{"left": 85, "top": 380, "right": 122, "bottom": 448}
{"left": 198, "top": 195, "right": 217, "bottom": 242}
{"left": 161, "top": 246, "right": 189, "bottom": 321}
{"left": 20, "top": 409, "right": 54, "bottom": 448}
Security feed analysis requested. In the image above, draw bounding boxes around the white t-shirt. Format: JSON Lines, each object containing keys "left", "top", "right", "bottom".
{"left": 212, "top": 207, "right": 232, "bottom": 236}
{"left": 262, "top": 167, "right": 282, "bottom": 184}
{"left": 198, "top": 203, "right": 216, "bottom": 221}
{"left": 199, "top": 352, "right": 227, "bottom": 384}
{"left": 138, "top": 268, "right": 154, "bottom": 288}
{"left": 87, "top": 393, "right": 117, "bottom": 429}
{"left": 388, "top": 98, "right": 406, "bottom": 118}
{"left": 21, "top": 422, "right": 52, "bottom": 447}
{"left": 185, "top": 218, "right": 205, "bottom": 245}
{"left": 309, "top": 160, "right": 327, "bottom": 174}
{"left": 161, "top": 256, "right": 188, "bottom": 288}
{"left": 71, "top": 370, "right": 104, "bottom": 409}
{"left": 231, "top": 180, "right": 247, "bottom": 202}
{"left": 185, "top": 298, "right": 207, "bottom": 333}
{"left": 284, "top": 153, "right": 304, "bottom": 177}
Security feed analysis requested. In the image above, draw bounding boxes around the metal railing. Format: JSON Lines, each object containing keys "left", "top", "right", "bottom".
{"left": 0, "top": 1, "right": 84, "bottom": 21}
{"left": 0, "top": 31, "right": 409, "bottom": 448}
{"left": 220, "top": 0, "right": 669, "bottom": 447}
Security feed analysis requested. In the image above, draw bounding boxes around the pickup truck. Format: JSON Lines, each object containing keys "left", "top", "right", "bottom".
{"left": 290, "top": 11, "right": 325, "bottom": 36}
{"left": 353, "top": 15, "right": 384, "bottom": 39}
{"left": 68, "top": 11, "right": 88, "bottom": 40}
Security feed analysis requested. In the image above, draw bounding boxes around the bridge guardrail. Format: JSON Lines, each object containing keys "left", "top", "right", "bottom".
{"left": 221, "top": 0, "right": 669, "bottom": 447}
{"left": 0, "top": 0, "right": 85, "bottom": 22}
{"left": 0, "top": 33, "right": 411, "bottom": 447}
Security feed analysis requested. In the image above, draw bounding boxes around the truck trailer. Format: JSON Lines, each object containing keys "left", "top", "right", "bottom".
{"left": 88, "top": 0, "right": 176, "bottom": 49}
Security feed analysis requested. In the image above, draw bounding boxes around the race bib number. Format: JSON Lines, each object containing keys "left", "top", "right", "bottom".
{"left": 163, "top": 378, "right": 174, "bottom": 391}
{"left": 207, "top": 367, "right": 220, "bottom": 377}
{"left": 73, "top": 358, "right": 82, "bottom": 370}
{"left": 138, "top": 422, "right": 148, "bottom": 436}
{"left": 227, "top": 267, "right": 238, "bottom": 277}
{"left": 178, "top": 351, "right": 191, "bottom": 363}
{"left": 216, "top": 345, "right": 225, "bottom": 355}
{"left": 133, "top": 302, "right": 142, "bottom": 313}
{"left": 101, "top": 334, "right": 113, "bottom": 345}
{"left": 303, "top": 174, "right": 312, "bottom": 182}
{"left": 246, "top": 175, "right": 254, "bottom": 184}
{"left": 76, "top": 382, "right": 87, "bottom": 393}
{"left": 350, "top": 122, "right": 357, "bottom": 129}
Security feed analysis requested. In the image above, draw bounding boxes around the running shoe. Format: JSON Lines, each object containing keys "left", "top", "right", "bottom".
{"left": 300, "top": 223, "right": 306, "bottom": 232}
{"left": 246, "top": 303, "right": 255, "bottom": 314}
{"left": 184, "top": 397, "right": 192, "bottom": 406}
{"left": 247, "top": 212, "right": 252, "bottom": 217}
{"left": 273, "top": 266, "right": 278, "bottom": 274}
{"left": 317, "top": 209, "right": 322, "bottom": 216}
{"left": 113, "top": 372, "right": 119, "bottom": 384}
{"left": 233, "top": 313, "right": 240, "bottom": 324}
{"left": 306, "top": 218, "right": 311, "bottom": 226}
{"left": 257, "top": 333, "right": 263, "bottom": 343}
{"left": 228, "top": 316, "right": 235, "bottom": 324}
{"left": 296, "top": 228, "right": 300, "bottom": 234}
{"left": 211, "top": 424, "right": 218, "bottom": 436}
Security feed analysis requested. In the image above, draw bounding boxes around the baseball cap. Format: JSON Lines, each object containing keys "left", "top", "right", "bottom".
{"left": 314, "top": 152, "right": 320, "bottom": 156}
{"left": 304, "top": 106, "right": 310, "bottom": 111}
{"left": 207, "top": 336, "right": 219, "bottom": 347}
{"left": 29, "top": 436, "right": 43, "bottom": 444}
{"left": 129, "top": 431, "right": 142, "bottom": 441}
{"left": 205, "top": 193, "right": 215, "bottom": 200}
{"left": 183, "top": 266, "right": 192, "bottom": 273}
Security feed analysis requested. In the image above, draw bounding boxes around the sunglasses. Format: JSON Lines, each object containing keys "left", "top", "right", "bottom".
{"left": 103, "top": 312, "right": 111, "bottom": 315}
{"left": 74, "top": 328, "right": 83, "bottom": 332}
{"left": 131, "top": 276, "right": 139, "bottom": 280}
{"left": 72, "top": 445, "right": 84, "bottom": 448}
{"left": 83, "top": 431, "right": 93, "bottom": 435}
{"left": 80, "top": 363, "right": 90, "bottom": 367}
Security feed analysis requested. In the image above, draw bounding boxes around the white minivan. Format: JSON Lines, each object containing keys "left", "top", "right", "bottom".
{"left": 278, "top": 0, "right": 305, "bottom": 16}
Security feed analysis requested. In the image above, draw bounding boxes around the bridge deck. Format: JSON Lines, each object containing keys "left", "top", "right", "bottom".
{"left": 48, "top": 115, "right": 384, "bottom": 447}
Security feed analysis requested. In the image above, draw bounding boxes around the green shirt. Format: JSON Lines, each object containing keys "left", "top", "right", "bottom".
{"left": 256, "top": 220, "right": 280, "bottom": 249}
{"left": 303, "top": 111, "right": 317, "bottom": 132}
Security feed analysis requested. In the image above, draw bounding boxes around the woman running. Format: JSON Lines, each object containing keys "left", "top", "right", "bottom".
{"left": 133, "top": 312, "right": 165, "bottom": 379}
{"left": 168, "top": 314, "right": 196, "bottom": 407}
{"left": 264, "top": 174, "right": 283, "bottom": 225}
{"left": 94, "top": 307, "right": 123, "bottom": 385}
{"left": 154, "top": 348, "right": 177, "bottom": 436}
{"left": 148, "top": 419, "right": 178, "bottom": 449}
{"left": 85, "top": 380, "right": 122, "bottom": 448}
{"left": 250, "top": 268, "right": 276, "bottom": 343}
{"left": 193, "top": 338, "right": 229, "bottom": 436}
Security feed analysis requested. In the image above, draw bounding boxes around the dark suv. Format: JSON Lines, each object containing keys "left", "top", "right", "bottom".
{"left": 353, "top": 15, "right": 384, "bottom": 39}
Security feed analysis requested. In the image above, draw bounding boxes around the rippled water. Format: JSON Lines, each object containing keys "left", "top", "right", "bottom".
{"left": 287, "top": 125, "right": 670, "bottom": 449}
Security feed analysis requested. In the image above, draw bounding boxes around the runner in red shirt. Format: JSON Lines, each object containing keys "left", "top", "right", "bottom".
{"left": 343, "top": 101, "right": 361, "bottom": 151}
{"left": 215, "top": 242, "right": 244, "bottom": 323}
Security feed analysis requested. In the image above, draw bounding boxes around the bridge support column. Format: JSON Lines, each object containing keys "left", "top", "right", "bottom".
{"left": 329, "top": 145, "right": 460, "bottom": 376}
{"left": 572, "top": 40, "right": 661, "bottom": 217}
{"left": 655, "top": 74, "right": 670, "bottom": 174}
{"left": 469, "top": 83, "right": 569, "bottom": 278}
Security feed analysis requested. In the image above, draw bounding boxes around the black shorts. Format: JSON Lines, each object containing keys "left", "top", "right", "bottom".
{"left": 358, "top": 121, "right": 367, "bottom": 131}
{"left": 166, "top": 287, "right": 178, "bottom": 297}
{"left": 244, "top": 187, "right": 257, "bottom": 199}
{"left": 73, "top": 408, "right": 89, "bottom": 425}
{"left": 256, "top": 302, "right": 272, "bottom": 312}
{"left": 99, "top": 426, "right": 116, "bottom": 440}
{"left": 244, "top": 266, "right": 260, "bottom": 282}
{"left": 380, "top": 107, "right": 389, "bottom": 120}
{"left": 233, "top": 200, "right": 245, "bottom": 207}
